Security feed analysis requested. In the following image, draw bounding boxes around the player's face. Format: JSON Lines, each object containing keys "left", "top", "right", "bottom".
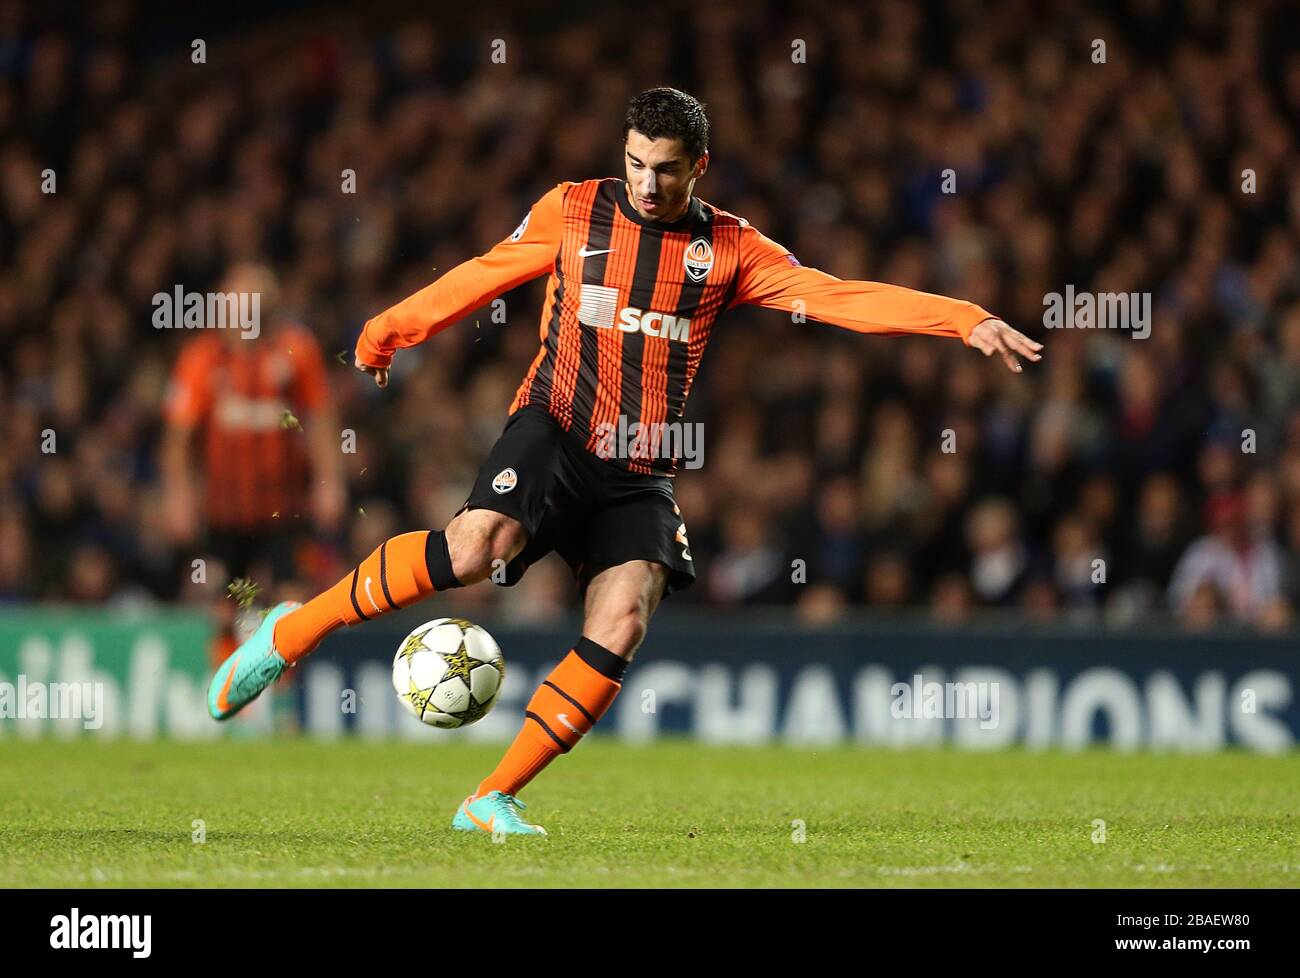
{"left": 624, "top": 129, "right": 708, "bottom": 222}
{"left": 217, "top": 264, "right": 277, "bottom": 346}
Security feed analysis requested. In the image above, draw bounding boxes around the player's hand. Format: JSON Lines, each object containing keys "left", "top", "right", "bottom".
{"left": 968, "top": 318, "right": 1042, "bottom": 373}
{"left": 354, "top": 355, "right": 389, "bottom": 389}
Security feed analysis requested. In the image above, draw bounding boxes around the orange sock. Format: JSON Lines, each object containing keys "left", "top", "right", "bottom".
{"left": 274, "top": 530, "right": 458, "bottom": 663}
{"left": 475, "top": 638, "right": 627, "bottom": 799}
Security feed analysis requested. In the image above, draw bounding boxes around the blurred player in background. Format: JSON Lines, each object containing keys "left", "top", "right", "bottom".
{"left": 162, "top": 262, "right": 346, "bottom": 666}
{"left": 206, "top": 88, "right": 1040, "bottom": 832}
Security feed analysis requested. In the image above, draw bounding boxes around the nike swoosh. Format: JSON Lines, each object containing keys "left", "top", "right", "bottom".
{"left": 556, "top": 713, "right": 581, "bottom": 735}
{"left": 216, "top": 654, "right": 240, "bottom": 714}
{"left": 364, "top": 576, "right": 381, "bottom": 615}
{"left": 577, "top": 246, "right": 615, "bottom": 258}
{"left": 464, "top": 803, "right": 495, "bottom": 834}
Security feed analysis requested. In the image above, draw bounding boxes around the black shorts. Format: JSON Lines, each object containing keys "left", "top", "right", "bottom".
{"left": 205, "top": 528, "right": 301, "bottom": 582}
{"left": 456, "top": 404, "right": 696, "bottom": 597}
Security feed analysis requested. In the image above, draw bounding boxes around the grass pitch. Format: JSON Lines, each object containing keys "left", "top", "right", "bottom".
{"left": 1, "top": 739, "right": 1296, "bottom": 887}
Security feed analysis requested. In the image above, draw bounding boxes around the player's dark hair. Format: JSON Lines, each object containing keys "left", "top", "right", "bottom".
{"left": 623, "top": 87, "right": 709, "bottom": 162}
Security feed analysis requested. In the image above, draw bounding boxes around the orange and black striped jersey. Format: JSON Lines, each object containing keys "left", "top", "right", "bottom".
{"left": 165, "top": 325, "right": 330, "bottom": 530}
{"left": 357, "top": 177, "right": 993, "bottom": 475}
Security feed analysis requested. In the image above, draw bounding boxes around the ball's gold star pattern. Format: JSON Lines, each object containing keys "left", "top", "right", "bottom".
{"left": 459, "top": 697, "right": 488, "bottom": 725}
{"left": 397, "top": 621, "right": 504, "bottom": 725}
{"left": 397, "top": 627, "right": 430, "bottom": 662}
{"left": 406, "top": 674, "right": 433, "bottom": 714}
{"left": 439, "top": 640, "right": 474, "bottom": 685}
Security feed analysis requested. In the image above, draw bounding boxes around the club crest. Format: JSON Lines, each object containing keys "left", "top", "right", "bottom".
{"left": 683, "top": 237, "right": 713, "bottom": 282}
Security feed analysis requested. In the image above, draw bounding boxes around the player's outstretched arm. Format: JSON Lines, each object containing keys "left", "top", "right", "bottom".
{"left": 354, "top": 181, "right": 571, "bottom": 386}
{"left": 730, "top": 224, "right": 1042, "bottom": 371}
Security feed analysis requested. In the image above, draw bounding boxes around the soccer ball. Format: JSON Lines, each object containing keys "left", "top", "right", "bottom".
{"left": 391, "top": 617, "right": 505, "bottom": 728}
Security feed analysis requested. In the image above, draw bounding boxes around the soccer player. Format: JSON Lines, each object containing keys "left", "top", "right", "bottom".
{"left": 207, "top": 88, "right": 1041, "bottom": 835}
{"left": 163, "top": 263, "right": 345, "bottom": 667}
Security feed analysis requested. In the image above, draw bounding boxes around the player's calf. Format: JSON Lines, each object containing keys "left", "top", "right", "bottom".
{"left": 580, "top": 559, "right": 668, "bottom": 661}
{"left": 444, "top": 508, "right": 528, "bottom": 585}
{"left": 465, "top": 635, "right": 627, "bottom": 803}
{"left": 270, "top": 528, "right": 469, "bottom": 664}
{"left": 262, "top": 511, "right": 528, "bottom": 670}
{"left": 582, "top": 608, "right": 647, "bottom": 661}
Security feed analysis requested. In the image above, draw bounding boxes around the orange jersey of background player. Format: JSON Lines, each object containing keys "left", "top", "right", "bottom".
{"left": 357, "top": 177, "right": 993, "bottom": 475}
{"left": 164, "top": 323, "right": 331, "bottom": 532}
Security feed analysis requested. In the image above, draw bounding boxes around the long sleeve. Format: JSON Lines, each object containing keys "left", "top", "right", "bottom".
{"left": 356, "top": 181, "right": 572, "bottom": 367}
{"left": 728, "top": 223, "right": 992, "bottom": 345}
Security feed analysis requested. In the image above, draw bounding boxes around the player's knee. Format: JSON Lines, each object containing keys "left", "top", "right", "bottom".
{"left": 446, "top": 511, "right": 525, "bottom": 583}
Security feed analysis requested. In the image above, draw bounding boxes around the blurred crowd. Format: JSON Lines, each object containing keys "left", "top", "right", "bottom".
{"left": 2, "top": 0, "right": 1300, "bottom": 630}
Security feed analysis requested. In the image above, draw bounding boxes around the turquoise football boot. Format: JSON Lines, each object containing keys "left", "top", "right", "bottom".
{"left": 207, "top": 600, "right": 300, "bottom": 721}
{"left": 452, "top": 791, "right": 548, "bottom": 836}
